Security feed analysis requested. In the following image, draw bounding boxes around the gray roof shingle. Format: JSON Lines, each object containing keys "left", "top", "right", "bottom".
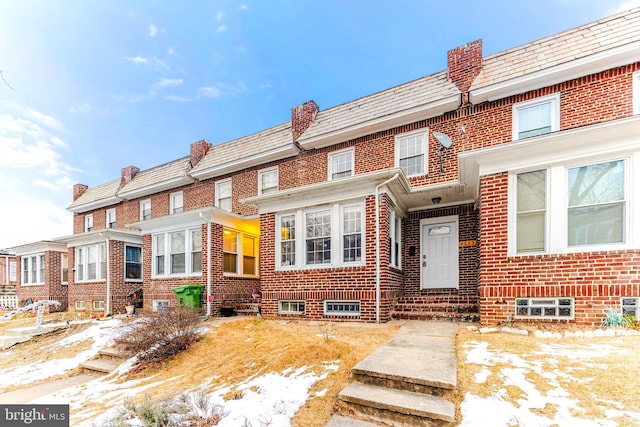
{"left": 67, "top": 179, "right": 120, "bottom": 209}
{"left": 118, "top": 157, "right": 192, "bottom": 196}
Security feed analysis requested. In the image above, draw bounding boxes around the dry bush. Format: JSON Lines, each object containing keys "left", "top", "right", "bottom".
{"left": 114, "top": 307, "right": 205, "bottom": 372}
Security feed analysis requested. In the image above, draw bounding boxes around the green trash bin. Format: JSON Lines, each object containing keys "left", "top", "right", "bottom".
{"left": 173, "top": 284, "right": 204, "bottom": 309}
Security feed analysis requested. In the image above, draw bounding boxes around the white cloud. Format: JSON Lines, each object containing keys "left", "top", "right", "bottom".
{"left": 165, "top": 95, "right": 196, "bottom": 102}
{"left": 166, "top": 47, "right": 175, "bottom": 56}
{"left": 124, "top": 55, "right": 149, "bottom": 65}
{"left": 216, "top": 11, "right": 224, "bottom": 21}
{"left": 148, "top": 24, "right": 164, "bottom": 37}
{"left": 198, "top": 86, "right": 221, "bottom": 98}
{"left": 154, "top": 78, "right": 184, "bottom": 88}
{"left": 0, "top": 108, "right": 77, "bottom": 247}
{"left": 240, "top": 4, "right": 249, "bottom": 11}
{"left": 216, "top": 25, "right": 228, "bottom": 33}
{"left": 611, "top": 0, "right": 640, "bottom": 13}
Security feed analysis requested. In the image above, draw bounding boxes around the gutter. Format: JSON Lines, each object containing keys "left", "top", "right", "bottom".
{"left": 199, "top": 212, "right": 212, "bottom": 317}
{"left": 374, "top": 173, "right": 400, "bottom": 324}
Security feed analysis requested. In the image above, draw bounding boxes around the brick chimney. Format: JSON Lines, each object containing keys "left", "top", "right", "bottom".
{"left": 73, "top": 184, "right": 88, "bottom": 201}
{"left": 121, "top": 166, "right": 140, "bottom": 188}
{"left": 447, "top": 39, "right": 483, "bottom": 102}
{"left": 291, "top": 100, "right": 319, "bottom": 140}
{"left": 190, "top": 140, "right": 210, "bottom": 167}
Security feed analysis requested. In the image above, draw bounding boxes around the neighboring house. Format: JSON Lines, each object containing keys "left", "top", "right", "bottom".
{"left": 8, "top": 8, "right": 640, "bottom": 324}
{"left": 8, "top": 242, "right": 68, "bottom": 311}
{"left": 0, "top": 250, "right": 18, "bottom": 287}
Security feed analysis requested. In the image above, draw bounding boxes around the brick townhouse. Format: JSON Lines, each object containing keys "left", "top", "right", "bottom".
{"left": 9, "top": 8, "right": 640, "bottom": 324}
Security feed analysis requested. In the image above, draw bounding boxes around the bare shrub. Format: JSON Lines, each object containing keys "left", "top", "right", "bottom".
{"left": 115, "top": 307, "right": 204, "bottom": 372}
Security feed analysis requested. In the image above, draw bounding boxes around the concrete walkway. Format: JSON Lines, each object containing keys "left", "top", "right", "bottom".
{"left": 329, "top": 321, "right": 458, "bottom": 426}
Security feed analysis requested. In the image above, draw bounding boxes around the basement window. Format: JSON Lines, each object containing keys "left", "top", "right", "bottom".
{"left": 622, "top": 298, "right": 639, "bottom": 317}
{"left": 153, "top": 300, "right": 170, "bottom": 312}
{"left": 75, "top": 300, "right": 86, "bottom": 311}
{"left": 279, "top": 300, "right": 305, "bottom": 315}
{"left": 324, "top": 300, "right": 361, "bottom": 316}
{"left": 93, "top": 300, "right": 105, "bottom": 311}
{"left": 516, "top": 298, "right": 574, "bottom": 319}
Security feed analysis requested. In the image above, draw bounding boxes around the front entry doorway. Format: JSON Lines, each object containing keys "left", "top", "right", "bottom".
{"left": 421, "top": 217, "right": 459, "bottom": 289}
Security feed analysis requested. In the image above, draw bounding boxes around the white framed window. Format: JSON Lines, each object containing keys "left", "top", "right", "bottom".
{"left": 106, "top": 209, "right": 116, "bottom": 229}
{"left": 279, "top": 300, "right": 305, "bottom": 314}
{"left": 152, "top": 228, "right": 202, "bottom": 277}
{"left": 125, "top": 245, "right": 142, "bottom": 280}
{"left": 215, "top": 179, "right": 232, "bottom": 212}
{"left": 509, "top": 157, "right": 630, "bottom": 255}
{"left": 170, "top": 191, "right": 184, "bottom": 214}
{"left": 329, "top": 148, "right": 354, "bottom": 180}
{"left": 21, "top": 254, "right": 45, "bottom": 285}
{"left": 223, "top": 228, "right": 258, "bottom": 276}
{"left": 389, "top": 210, "right": 402, "bottom": 268}
{"left": 140, "top": 199, "right": 151, "bottom": 220}
{"left": 633, "top": 71, "right": 640, "bottom": 115}
{"left": 153, "top": 300, "right": 170, "bottom": 312}
{"left": 84, "top": 214, "right": 93, "bottom": 232}
{"left": 276, "top": 201, "right": 365, "bottom": 269}
{"left": 513, "top": 93, "right": 560, "bottom": 140}
{"left": 516, "top": 298, "right": 574, "bottom": 319}
{"left": 75, "top": 300, "right": 86, "bottom": 311}
{"left": 516, "top": 169, "right": 547, "bottom": 253}
{"left": 9, "top": 261, "right": 16, "bottom": 282}
{"left": 258, "top": 167, "right": 278, "bottom": 194}
{"left": 622, "top": 297, "right": 639, "bottom": 317}
{"left": 93, "top": 300, "right": 105, "bottom": 311}
{"left": 324, "top": 300, "right": 361, "bottom": 316}
{"left": 75, "top": 244, "right": 106, "bottom": 282}
{"left": 395, "top": 130, "right": 427, "bottom": 177}
{"left": 61, "top": 253, "right": 69, "bottom": 284}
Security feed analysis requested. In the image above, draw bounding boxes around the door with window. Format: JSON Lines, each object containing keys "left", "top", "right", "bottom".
{"left": 421, "top": 219, "right": 459, "bottom": 289}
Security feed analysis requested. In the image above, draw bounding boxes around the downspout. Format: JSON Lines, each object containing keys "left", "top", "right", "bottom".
{"left": 99, "top": 232, "right": 111, "bottom": 315}
{"left": 199, "top": 213, "right": 212, "bottom": 317}
{"left": 374, "top": 173, "right": 400, "bottom": 324}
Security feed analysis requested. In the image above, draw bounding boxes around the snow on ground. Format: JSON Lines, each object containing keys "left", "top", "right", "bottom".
{"left": 459, "top": 339, "right": 640, "bottom": 427}
{"left": 0, "top": 318, "right": 122, "bottom": 388}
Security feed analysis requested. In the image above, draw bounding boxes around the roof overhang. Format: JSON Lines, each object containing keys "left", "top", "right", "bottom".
{"left": 117, "top": 175, "right": 195, "bottom": 200}
{"left": 470, "top": 41, "right": 640, "bottom": 104}
{"left": 459, "top": 115, "right": 640, "bottom": 199}
{"left": 54, "top": 229, "right": 142, "bottom": 247}
{"left": 297, "top": 95, "right": 461, "bottom": 150}
{"left": 9, "top": 240, "right": 69, "bottom": 255}
{"left": 126, "top": 206, "right": 260, "bottom": 235}
{"left": 67, "top": 195, "right": 122, "bottom": 213}
{"left": 190, "top": 144, "right": 300, "bottom": 181}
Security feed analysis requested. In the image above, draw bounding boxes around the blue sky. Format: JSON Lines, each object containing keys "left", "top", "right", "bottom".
{"left": 0, "top": 0, "right": 637, "bottom": 248}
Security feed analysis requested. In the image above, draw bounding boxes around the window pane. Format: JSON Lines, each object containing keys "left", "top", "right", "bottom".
{"left": 568, "top": 160, "right": 624, "bottom": 246}
{"left": 243, "top": 236, "right": 256, "bottom": 275}
{"left": 126, "top": 246, "right": 142, "bottom": 279}
{"left": 23, "top": 258, "right": 29, "bottom": 283}
{"left": 87, "top": 246, "right": 97, "bottom": 280}
{"left": 39, "top": 254, "right": 45, "bottom": 282}
{"left": 191, "top": 229, "right": 202, "bottom": 274}
{"left": 306, "top": 210, "right": 331, "bottom": 265}
{"left": 31, "top": 257, "right": 37, "bottom": 282}
{"left": 518, "top": 102, "right": 551, "bottom": 139}
{"left": 223, "top": 230, "right": 238, "bottom": 273}
{"left": 171, "top": 254, "right": 185, "bottom": 274}
{"left": 342, "top": 205, "right": 362, "bottom": 262}
{"left": 170, "top": 232, "right": 185, "bottom": 274}
{"left": 261, "top": 171, "right": 278, "bottom": 193}
{"left": 224, "top": 253, "right": 238, "bottom": 273}
{"left": 517, "top": 170, "right": 546, "bottom": 253}
{"left": 156, "top": 255, "right": 165, "bottom": 275}
{"left": 331, "top": 151, "right": 352, "bottom": 179}
{"left": 280, "top": 214, "right": 296, "bottom": 267}
{"left": 400, "top": 155, "right": 423, "bottom": 176}
{"left": 398, "top": 134, "right": 425, "bottom": 176}
{"left": 154, "top": 234, "right": 165, "bottom": 275}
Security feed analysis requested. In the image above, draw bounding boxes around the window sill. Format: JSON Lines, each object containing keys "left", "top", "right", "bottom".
{"left": 75, "top": 279, "right": 106, "bottom": 284}
{"left": 21, "top": 283, "right": 45, "bottom": 287}
{"left": 275, "top": 262, "right": 365, "bottom": 272}
{"left": 223, "top": 273, "right": 260, "bottom": 279}
{"left": 151, "top": 273, "right": 202, "bottom": 279}
{"left": 125, "top": 278, "right": 143, "bottom": 283}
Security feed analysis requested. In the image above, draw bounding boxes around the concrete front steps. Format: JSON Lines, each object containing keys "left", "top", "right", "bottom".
{"left": 80, "top": 347, "right": 127, "bottom": 375}
{"left": 391, "top": 297, "right": 479, "bottom": 323}
{"left": 0, "top": 323, "right": 69, "bottom": 349}
{"left": 332, "top": 321, "right": 458, "bottom": 426}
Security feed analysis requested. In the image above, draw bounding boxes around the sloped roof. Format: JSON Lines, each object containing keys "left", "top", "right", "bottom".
{"left": 67, "top": 179, "right": 120, "bottom": 210}
{"left": 190, "top": 122, "right": 296, "bottom": 177}
{"left": 298, "top": 70, "right": 460, "bottom": 143}
{"left": 472, "top": 8, "right": 640, "bottom": 90}
{"left": 118, "top": 157, "right": 192, "bottom": 197}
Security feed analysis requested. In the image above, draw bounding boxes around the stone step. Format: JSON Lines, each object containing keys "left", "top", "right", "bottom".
{"left": 80, "top": 358, "right": 119, "bottom": 374}
{"left": 0, "top": 335, "right": 28, "bottom": 350}
{"left": 351, "top": 343, "right": 456, "bottom": 396}
{"left": 98, "top": 347, "right": 127, "bottom": 360}
{"left": 391, "top": 311, "right": 480, "bottom": 322}
{"left": 338, "top": 382, "right": 454, "bottom": 426}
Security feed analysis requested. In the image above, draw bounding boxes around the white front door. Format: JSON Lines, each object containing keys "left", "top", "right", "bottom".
{"left": 421, "top": 219, "right": 459, "bottom": 289}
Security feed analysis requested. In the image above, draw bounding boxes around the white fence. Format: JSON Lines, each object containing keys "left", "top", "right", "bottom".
{"left": 0, "top": 295, "right": 18, "bottom": 309}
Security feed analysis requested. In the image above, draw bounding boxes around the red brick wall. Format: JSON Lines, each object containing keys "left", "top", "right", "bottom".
{"left": 0, "top": 256, "right": 18, "bottom": 286}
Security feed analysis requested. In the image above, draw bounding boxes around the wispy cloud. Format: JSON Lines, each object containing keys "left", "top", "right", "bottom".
{"left": 166, "top": 47, "right": 175, "bottom": 56}
{"left": 124, "top": 55, "right": 149, "bottom": 65}
{"left": 198, "top": 82, "right": 248, "bottom": 98}
{"left": 148, "top": 24, "right": 165, "bottom": 37}
{"left": 154, "top": 78, "right": 184, "bottom": 88}
{"left": 216, "top": 25, "right": 228, "bottom": 33}
{"left": 165, "top": 95, "right": 196, "bottom": 102}
{"left": 198, "top": 86, "right": 221, "bottom": 98}
{"left": 240, "top": 4, "right": 249, "bottom": 11}
{"left": 216, "top": 11, "right": 224, "bottom": 21}
{"left": 124, "top": 55, "right": 168, "bottom": 69}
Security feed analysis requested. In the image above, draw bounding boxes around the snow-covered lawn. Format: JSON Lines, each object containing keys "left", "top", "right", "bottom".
{"left": 459, "top": 337, "right": 640, "bottom": 427}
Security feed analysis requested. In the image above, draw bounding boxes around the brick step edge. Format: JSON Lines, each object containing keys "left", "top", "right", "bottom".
{"left": 390, "top": 311, "right": 480, "bottom": 322}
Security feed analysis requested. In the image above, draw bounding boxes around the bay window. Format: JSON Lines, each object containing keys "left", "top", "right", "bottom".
{"left": 276, "top": 201, "right": 365, "bottom": 269}
{"left": 75, "top": 244, "right": 106, "bottom": 282}
{"left": 153, "top": 228, "right": 202, "bottom": 277}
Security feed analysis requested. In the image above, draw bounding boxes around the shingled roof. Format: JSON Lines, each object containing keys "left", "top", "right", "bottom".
{"left": 67, "top": 179, "right": 120, "bottom": 211}
{"left": 118, "top": 157, "right": 193, "bottom": 199}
